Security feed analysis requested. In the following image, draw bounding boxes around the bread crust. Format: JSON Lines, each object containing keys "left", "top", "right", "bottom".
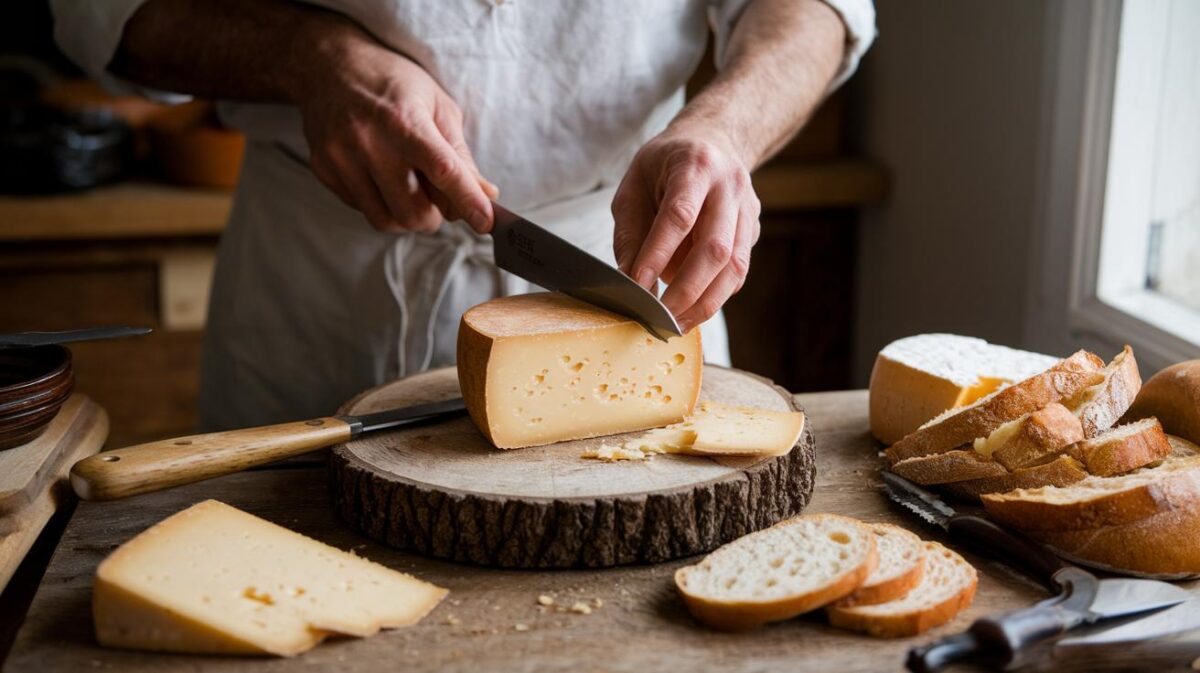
{"left": 825, "top": 542, "right": 977, "bottom": 638}
{"left": 1029, "top": 507, "right": 1200, "bottom": 578}
{"left": 891, "top": 450, "right": 1007, "bottom": 486}
{"left": 674, "top": 514, "right": 877, "bottom": 631}
{"left": 834, "top": 524, "right": 925, "bottom": 607}
{"left": 1066, "top": 419, "right": 1172, "bottom": 477}
{"left": 1069, "top": 345, "right": 1141, "bottom": 438}
{"left": 981, "top": 445, "right": 1200, "bottom": 531}
{"left": 887, "top": 350, "right": 1105, "bottom": 463}
{"left": 940, "top": 455, "right": 1088, "bottom": 501}
{"left": 990, "top": 403, "right": 1084, "bottom": 470}
{"left": 1123, "top": 359, "right": 1200, "bottom": 447}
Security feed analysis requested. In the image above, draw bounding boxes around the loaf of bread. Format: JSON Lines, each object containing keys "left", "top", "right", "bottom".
{"left": 1123, "top": 359, "right": 1200, "bottom": 447}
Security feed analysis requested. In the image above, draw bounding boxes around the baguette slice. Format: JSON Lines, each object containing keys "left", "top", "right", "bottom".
{"left": 674, "top": 514, "right": 877, "bottom": 631}
{"left": 891, "top": 450, "right": 1008, "bottom": 486}
{"left": 1032, "top": 507, "right": 1200, "bottom": 579}
{"left": 981, "top": 436, "right": 1200, "bottom": 531}
{"left": 940, "top": 454, "right": 1088, "bottom": 501}
{"left": 834, "top": 524, "right": 926, "bottom": 607}
{"left": 978, "top": 403, "right": 1085, "bottom": 471}
{"left": 826, "top": 541, "right": 977, "bottom": 638}
{"left": 1066, "top": 345, "right": 1141, "bottom": 438}
{"left": 869, "top": 334, "right": 1058, "bottom": 444}
{"left": 1066, "top": 418, "right": 1172, "bottom": 477}
{"left": 887, "top": 350, "right": 1105, "bottom": 463}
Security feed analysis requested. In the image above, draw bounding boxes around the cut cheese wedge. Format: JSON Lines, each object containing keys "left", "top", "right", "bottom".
{"left": 93, "top": 500, "right": 446, "bottom": 656}
{"left": 869, "top": 334, "right": 1058, "bottom": 444}
{"left": 458, "top": 292, "right": 702, "bottom": 449}
{"left": 581, "top": 402, "right": 804, "bottom": 460}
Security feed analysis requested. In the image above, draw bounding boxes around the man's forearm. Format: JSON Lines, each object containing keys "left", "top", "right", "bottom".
{"left": 112, "top": 0, "right": 354, "bottom": 104}
{"left": 671, "top": 0, "right": 846, "bottom": 170}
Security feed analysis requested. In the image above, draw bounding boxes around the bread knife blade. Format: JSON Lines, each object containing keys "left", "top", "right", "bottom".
{"left": 489, "top": 202, "right": 682, "bottom": 342}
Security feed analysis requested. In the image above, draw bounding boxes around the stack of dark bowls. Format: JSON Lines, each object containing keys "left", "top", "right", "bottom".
{"left": 0, "top": 346, "right": 73, "bottom": 450}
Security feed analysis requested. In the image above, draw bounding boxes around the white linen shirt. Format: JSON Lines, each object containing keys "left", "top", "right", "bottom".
{"left": 52, "top": 0, "right": 875, "bottom": 429}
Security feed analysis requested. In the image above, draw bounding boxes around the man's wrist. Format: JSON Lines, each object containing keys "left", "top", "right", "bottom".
{"left": 284, "top": 11, "right": 366, "bottom": 105}
{"left": 661, "top": 114, "right": 754, "bottom": 170}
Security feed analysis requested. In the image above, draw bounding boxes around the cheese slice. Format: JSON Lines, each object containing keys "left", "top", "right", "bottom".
{"left": 869, "top": 334, "right": 1058, "bottom": 445}
{"left": 93, "top": 500, "right": 446, "bottom": 657}
{"left": 582, "top": 402, "right": 804, "bottom": 460}
{"left": 457, "top": 292, "right": 703, "bottom": 449}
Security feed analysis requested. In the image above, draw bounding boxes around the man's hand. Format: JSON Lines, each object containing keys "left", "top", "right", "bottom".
{"left": 612, "top": 125, "right": 760, "bottom": 334}
{"left": 611, "top": 0, "right": 845, "bottom": 331}
{"left": 294, "top": 21, "right": 497, "bottom": 234}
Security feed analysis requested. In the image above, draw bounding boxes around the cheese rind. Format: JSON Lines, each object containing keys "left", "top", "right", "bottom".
{"left": 458, "top": 293, "right": 703, "bottom": 449}
{"left": 93, "top": 500, "right": 446, "bottom": 657}
{"left": 869, "top": 334, "right": 1058, "bottom": 444}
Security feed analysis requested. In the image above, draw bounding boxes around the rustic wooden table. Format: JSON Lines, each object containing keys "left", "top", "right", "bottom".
{"left": 4, "top": 391, "right": 1197, "bottom": 672}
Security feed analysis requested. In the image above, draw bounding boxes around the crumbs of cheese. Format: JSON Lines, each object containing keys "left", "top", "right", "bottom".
{"left": 581, "top": 402, "right": 803, "bottom": 461}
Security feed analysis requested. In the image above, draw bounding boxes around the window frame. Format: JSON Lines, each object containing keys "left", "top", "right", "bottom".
{"left": 1023, "top": 0, "right": 1200, "bottom": 372}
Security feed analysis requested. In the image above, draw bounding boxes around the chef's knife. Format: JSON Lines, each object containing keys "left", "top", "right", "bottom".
{"left": 70, "top": 397, "right": 466, "bottom": 501}
{"left": 0, "top": 326, "right": 152, "bottom": 348}
{"left": 1056, "top": 598, "right": 1200, "bottom": 648}
{"left": 489, "top": 202, "right": 682, "bottom": 342}
{"left": 881, "top": 471, "right": 1191, "bottom": 672}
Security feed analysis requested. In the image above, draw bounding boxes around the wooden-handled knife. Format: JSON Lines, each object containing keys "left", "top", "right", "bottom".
{"left": 70, "top": 397, "right": 467, "bottom": 501}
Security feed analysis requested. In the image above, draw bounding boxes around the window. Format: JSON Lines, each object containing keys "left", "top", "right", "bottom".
{"left": 1098, "top": 0, "right": 1200, "bottom": 350}
{"left": 1026, "top": 0, "right": 1200, "bottom": 370}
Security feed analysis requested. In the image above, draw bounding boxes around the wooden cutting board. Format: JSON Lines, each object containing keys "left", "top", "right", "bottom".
{"left": 0, "top": 394, "right": 107, "bottom": 590}
{"left": 329, "top": 365, "right": 816, "bottom": 568}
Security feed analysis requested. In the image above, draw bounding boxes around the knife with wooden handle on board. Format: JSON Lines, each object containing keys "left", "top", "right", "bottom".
{"left": 69, "top": 397, "right": 467, "bottom": 501}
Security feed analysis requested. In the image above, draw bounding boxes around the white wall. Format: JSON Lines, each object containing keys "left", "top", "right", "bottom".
{"left": 850, "top": 1, "right": 1054, "bottom": 383}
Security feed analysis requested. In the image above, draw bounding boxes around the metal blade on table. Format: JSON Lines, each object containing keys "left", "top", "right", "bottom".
{"left": 1058, "top": 600, "right": 1200, "bottom": 647}
{"left": 489, "top": 202, "right": 682, "bottom": 342}
{"left": 0, "top": 326, "right": 152, "bottom": 348}
{"left": 1088, "top": 578, "right": 1192, "bottom": 620}
{"left": 881, "top": 470, "right": 956, "bottom": 530}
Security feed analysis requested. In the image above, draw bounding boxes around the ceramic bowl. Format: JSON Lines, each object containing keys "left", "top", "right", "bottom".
{"left": 0, "top": 346, "right": 74, "bottom": 450}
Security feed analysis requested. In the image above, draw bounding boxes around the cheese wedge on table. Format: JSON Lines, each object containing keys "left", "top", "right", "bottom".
{"left": 869, "top": 334, "right": 1058, "bottom": 445}
{"left": 582, "top": 401, "right": 805, "bottom": 460}
{"left": 93, "top": 500, "right": 446, "bottom": 656}
{"left": 458, "top": 292, "right": 703, "bottom": 449}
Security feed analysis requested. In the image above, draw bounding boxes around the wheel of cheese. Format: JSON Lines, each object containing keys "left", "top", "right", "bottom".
{"left": 329, "top": 366, "right": 816, "bottom": 568}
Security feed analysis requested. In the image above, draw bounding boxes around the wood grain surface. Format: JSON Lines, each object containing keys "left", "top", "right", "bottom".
{"left": 6, "top": 391, "right": 1200, "bottom": 673}
{"left": 329, "top": 366, "right": 815, "bottom": 568}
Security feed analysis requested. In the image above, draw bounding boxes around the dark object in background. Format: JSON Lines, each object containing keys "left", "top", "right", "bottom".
{"left": 0, "top": 345, "right": 73, "bottom": 451}
{"left": 0, "top": 104, "right": 130, "bottom": 194}
{"left": 145, "top": 101, "right": 244, "bottom": 189}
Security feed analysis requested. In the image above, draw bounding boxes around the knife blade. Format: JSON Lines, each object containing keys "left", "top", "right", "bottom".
{"left": 1058, "top": 599, "right": 1200, "bottom": 647}
{"left": 0, "top": 326, "right": 152, "bottom": 348}
{"left": 882, "top": 471, "right": 1190, "bottom": 672}
{"left": 489, "top": 202, "right": 682, "bottom": 341}
{"left": 71, "top": 397, "right": 467, "bottom": 501}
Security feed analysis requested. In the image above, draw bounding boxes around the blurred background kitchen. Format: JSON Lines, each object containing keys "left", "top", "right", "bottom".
{"left": 1, "top": 0, "right": 1197, "bottom": 449}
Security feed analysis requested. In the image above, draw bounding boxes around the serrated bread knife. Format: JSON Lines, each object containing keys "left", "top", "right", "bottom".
{"left": 489, "top": 202, "right": 682, "bottom": 342}
{"left": 881, "top": 471, "right": 1191, "bottom": 672}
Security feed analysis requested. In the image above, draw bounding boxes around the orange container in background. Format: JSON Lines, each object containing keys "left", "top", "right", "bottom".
{"left": 146, "top": 101, "right": 245, "bottom": 190}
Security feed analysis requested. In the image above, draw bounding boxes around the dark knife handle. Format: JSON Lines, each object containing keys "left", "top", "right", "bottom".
{"left": 946, "top": 513, "right": 1071, "bottom": 590}
{"left": 908, "top": 596, "right": 1091, "bottom": 672}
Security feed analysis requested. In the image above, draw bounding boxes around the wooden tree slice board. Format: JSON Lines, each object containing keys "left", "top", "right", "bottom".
{"left": 329, "top": 365, "right": 815, "bottom": 568}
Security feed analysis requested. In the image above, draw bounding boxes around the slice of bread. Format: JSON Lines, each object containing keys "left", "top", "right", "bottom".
{"left": 976, "top": 402, "right": 1085, "bottom": 470}
{"left": 1066, "top": 418, "right": 1172, "bottom": 477}
{"left": 826, "top": 541, "right": 977, "bottom": 638}
{"left": 674, "top": 514, "right": 877, "bottom": 631}
{"left": 980, "top": 437, "right": 1200, "bottom": 579}
{"left": 835, "top": 524, "right": 926, "bottom": 607}
{"left": 891, "top": 450, "right": 1008, "bottom": 486}
{"left": 1123, "top": 359, "right": 1200, "bottom": 447}
{"left": 869, "top": 334, "right": 1058, "bottom": 445}
{"left": 981, "top": 436, "right": 1200, "bottom": 531}
{"left": 940, "top": 454, "right": 1089, "bottom": 501}
{"left": 1066, "top": 345, "right": 1141, "bottom": 438}
{"left": 887, "top": 350, "right": 1105, "bottom": 463}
